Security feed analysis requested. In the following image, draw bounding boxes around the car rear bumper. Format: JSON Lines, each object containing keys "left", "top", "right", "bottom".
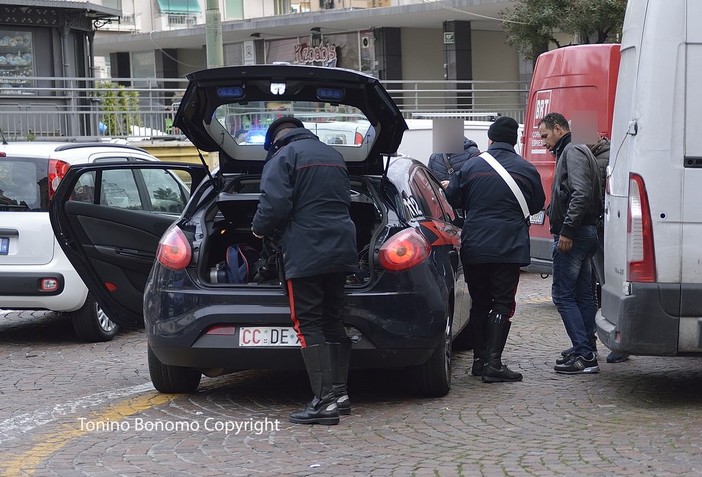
{"left": 0, "top": 270, "right": 87, "bottom": 311}
{"left": 148, "top": 340, "right": 435, "bottom": 372}
{"left": 526, "top": 236, "right": 553, "bottom": 275}
{"left": 145, "top": 285, "right": 447, "bottom": 370}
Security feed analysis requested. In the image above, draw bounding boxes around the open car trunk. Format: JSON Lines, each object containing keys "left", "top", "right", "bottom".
{"left": 199, "top": 175, "right": 384, "bottom": 288}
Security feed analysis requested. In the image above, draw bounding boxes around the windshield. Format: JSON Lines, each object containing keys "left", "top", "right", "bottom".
{"left": 215, "top": 101, "right": 372, "bottom": 148}
{"left": 0, "top": 158, "right": 45, "bottom": 212}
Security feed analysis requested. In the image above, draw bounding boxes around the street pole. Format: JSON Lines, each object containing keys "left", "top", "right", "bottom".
{"left": 204, "top": 0, "right": 223, "bottom": 169}
{"left": 205, "top": 0, "right": 224, "bottom": 68}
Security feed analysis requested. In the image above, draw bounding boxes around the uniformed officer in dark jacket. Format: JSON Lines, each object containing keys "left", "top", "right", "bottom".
{"left": 252, "top": 117, "right": 358, "bottom": 425}
{"left": 445, "top": 116, "right": 545, "bottom": 383}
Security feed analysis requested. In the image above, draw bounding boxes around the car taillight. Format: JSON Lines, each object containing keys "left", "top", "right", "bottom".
{"left": 48, "top": 159, "right": 71, "bottom": 200}
{"left": 627, "top": 173, "right": 656, "bottom": 282}
{"left": 156, "top": 225, "right": 192, "bottom": 271}
{"left": 354, "top": 131, "right": 364, "bottom": 145}
{"left": 378, "top": 228, "right": 431, "bottom": 271}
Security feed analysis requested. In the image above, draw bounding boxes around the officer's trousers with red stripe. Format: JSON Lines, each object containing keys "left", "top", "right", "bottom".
{"left": 286, "top": 272, "right": 348, "bottom": 348}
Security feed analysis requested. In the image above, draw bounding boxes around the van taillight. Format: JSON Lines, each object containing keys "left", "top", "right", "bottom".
{"left": 47, "top": 159, "right": 71, "bottom": 200}
{"left": 627, "top": 173, "right": 656, "bottom": 282}
{"left": 355, "top": 132, "right": 364, "bottom": 145}
{"left": 378, "top": 228, "right": 431, "bottom": 271}
{"left": 156, "top": 225, "right": 192, "bottom": 271}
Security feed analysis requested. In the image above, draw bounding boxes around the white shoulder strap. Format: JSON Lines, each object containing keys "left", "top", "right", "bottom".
{"left": 479, "top": 152, "right": 530, "bottom": 219}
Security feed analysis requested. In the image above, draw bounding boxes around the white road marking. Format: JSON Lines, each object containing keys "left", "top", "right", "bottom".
{"left": 0, "top": 382, "right": 156, "bottom": 444}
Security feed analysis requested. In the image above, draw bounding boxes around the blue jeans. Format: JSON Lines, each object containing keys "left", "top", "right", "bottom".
{"left": 552, "top": 226, "right": 598, "bottom": 358}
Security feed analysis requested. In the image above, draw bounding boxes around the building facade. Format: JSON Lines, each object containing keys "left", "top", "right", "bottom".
{"left": 0, "top": 1, "right": 531, "bottom": 139}
{"left": 92, "top": 0, "right": 528, "bottom": 118}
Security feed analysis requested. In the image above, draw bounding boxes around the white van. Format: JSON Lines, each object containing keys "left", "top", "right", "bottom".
{"left": 398, "top": 119, "right": 522, "bottom": 165}
{"left": 596, "top": 0, "right": 702, "bottom": 356}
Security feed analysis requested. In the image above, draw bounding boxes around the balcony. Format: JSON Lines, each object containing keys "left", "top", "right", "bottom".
{"left": 0, "top": 76, "right": 527, "bottom": 140}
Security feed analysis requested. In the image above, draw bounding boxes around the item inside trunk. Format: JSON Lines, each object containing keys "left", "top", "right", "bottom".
{"left": 202, "top": 179, "right": 383, "bottom": 286}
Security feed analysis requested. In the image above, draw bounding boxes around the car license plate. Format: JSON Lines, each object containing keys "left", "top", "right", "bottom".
{"left": 0, "top": 237, "right": 8, "bottom": 255}
{"left": 529, "top": 210, "right": 545, "bottom": 225}
{"left": 239, "top": 327, "right": 300, "bottom": 347}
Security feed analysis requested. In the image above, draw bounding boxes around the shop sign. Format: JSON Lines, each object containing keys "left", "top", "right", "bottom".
{"left": 294, "top": 43, "right": 337, "bottom": 66}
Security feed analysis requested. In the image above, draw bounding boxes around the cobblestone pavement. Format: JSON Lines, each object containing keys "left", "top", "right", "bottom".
{"left": 2, "top": 272, "right": 702, "bottom": 477}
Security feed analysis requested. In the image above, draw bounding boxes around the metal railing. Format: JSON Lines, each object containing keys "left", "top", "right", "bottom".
{"left": 0, "top": 76, "right": 528, "bottom": 141}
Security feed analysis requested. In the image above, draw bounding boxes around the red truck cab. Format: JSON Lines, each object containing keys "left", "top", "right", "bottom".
{"left": 522, "top": 44, "right": 620, "bottom": 273}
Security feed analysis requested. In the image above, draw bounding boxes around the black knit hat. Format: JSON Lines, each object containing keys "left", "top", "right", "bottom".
{"left": 488, "top": 116, "right": 519, "bottom": 145}
{"left": 264, "top": 116, "right": 304, "bottom": 151}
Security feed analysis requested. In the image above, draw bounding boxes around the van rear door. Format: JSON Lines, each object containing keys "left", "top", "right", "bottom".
{"left": 679, "top": 6, "right": 702, "bottom": 349}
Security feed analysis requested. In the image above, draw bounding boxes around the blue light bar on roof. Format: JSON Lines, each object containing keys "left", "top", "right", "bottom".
{"left": 217, "top": 86, "right": 245, "bottom": 100}
{"left": 317, "top": 87, "right": 345, "bottom": 102}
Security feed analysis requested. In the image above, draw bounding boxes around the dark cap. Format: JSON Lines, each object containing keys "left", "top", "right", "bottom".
{"left": 488, "top": 116, "right": 519, "bottom": 146}
{"left": 264, "top": 116, "right": 304, "bottom": 151}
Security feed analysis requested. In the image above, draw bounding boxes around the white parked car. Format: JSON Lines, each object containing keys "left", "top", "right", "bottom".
{"left": 0, "top": 141, "right": 190, "bottom": 341}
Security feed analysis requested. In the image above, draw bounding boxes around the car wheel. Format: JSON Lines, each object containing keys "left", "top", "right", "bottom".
{"left": 413, "top": 312, "right": 452, "bottom": 397}
{"left": 148, "top": 344, "right": 201, "bottom": 393}
{"left": 70, "top": 295, "right": 119, "bottom": 343}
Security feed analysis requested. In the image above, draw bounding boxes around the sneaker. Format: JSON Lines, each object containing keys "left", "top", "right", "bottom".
{"left": 554, "top": 354, "right": 600, "bottom": 374}
{"left": 606, "top": 351, "right": 630, "bottom": 363}
{"left": 556, "top": 351, "right": 574, "bottom": 365}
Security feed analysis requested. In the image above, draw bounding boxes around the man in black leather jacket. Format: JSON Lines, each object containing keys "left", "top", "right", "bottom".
{"left": 252, "top": 117, "right": 358, "bottom": 425}
{"left": 538, "top": 112, "right": 602, "bottom": 375}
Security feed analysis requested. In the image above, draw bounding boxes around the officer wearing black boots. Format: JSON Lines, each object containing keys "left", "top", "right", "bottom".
{"left": 444, "top": 116, "right": 545, "bottom": 383}
{"left": 252, "top": 117, "right": 357, "bottom": 424}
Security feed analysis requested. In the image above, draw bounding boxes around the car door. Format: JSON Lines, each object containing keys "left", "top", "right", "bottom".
{"left": 406, "top": 166, "right": 465, "bottom": 331}
{"left": 49, "top": 162, "right": 209, "bottom": 328}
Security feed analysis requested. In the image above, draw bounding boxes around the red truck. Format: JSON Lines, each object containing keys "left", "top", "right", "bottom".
{"left": 522, "top": 43, "right": 620, "bottom": 274}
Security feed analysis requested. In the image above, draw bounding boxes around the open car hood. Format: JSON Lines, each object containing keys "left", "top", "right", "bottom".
{"left": 174, "top": 65, "right": 408, "bottom": 175}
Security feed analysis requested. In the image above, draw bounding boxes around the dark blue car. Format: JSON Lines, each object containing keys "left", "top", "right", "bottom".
{"left": 49, "top": 65, "right": 472, "bottom": 397}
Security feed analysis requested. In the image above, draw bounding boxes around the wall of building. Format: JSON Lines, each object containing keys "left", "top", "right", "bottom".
{"left": 471, "top": 30, "right": 518, "bottom": 81}
{"left": 401, "top": 28, "right": 444, "bottom": 80}
{"left": 471, "top": 30, "right": 522, "bottom": 114}
{"left": 176, "top": 48, "right": 207, "bottom": 77}
{"left": 243, "top": 1, "right": 268, "bottom": 18}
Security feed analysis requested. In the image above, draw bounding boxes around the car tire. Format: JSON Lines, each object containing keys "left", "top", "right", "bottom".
{"left": 413, "top": 312, "right": 452, "bottom": 397}
{"left": 148, "top": 344, "right": 201, "bottom": 393}
{"left": 70, "top": 295, "right": 119, "bottom": 343}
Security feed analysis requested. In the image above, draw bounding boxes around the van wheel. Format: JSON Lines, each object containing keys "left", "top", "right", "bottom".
{"left": 413, "top": 312, "right": 452, "bottom": 397}
{"left": 148, "top": 344, "right": 201, "bottom": 393}
{"left": 70, "top": 296, "right": 119, "bottom": 342}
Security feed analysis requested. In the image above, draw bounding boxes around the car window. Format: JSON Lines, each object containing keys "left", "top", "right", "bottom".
{"left": 0, "top": 159, "right": 43, "bottom": 211}
{"left": 69, "top": 168, "right": 189, "bottom": 215}
{"left": 93, "top": 156, "right": 130, "bottom": 163}
{"left": 101, "top": 169, "right": 142, "bottom": 209}
{"left": 409, "top": 169, "right": 446, "bottom": 220}
{"left": 140, "top": 168, "right": 188, "bottom": 214}
{"left": 430, "top": 179, "right": 456, "bottom": 222}
{"left": 70, "top": 171, "right": 97, "bottom": 203}
{"left": 218, "top": 101, "right": 370, "bottom": 147}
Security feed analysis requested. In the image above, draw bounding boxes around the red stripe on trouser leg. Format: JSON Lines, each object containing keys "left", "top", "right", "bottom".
{"left": 287, "top": 279, "right": 307, "bottom": 348}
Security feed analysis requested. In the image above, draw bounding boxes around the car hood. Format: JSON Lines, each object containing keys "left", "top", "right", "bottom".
{"left": 174, "top": 64, "right": 408, "bottom": 175}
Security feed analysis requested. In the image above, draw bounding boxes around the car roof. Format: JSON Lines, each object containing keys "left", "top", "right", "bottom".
{"left": 174, "top": 64, "right": 408, "bottom": 175}
{"left": 0, "top": 141, "right": 157, "bottom": 162}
